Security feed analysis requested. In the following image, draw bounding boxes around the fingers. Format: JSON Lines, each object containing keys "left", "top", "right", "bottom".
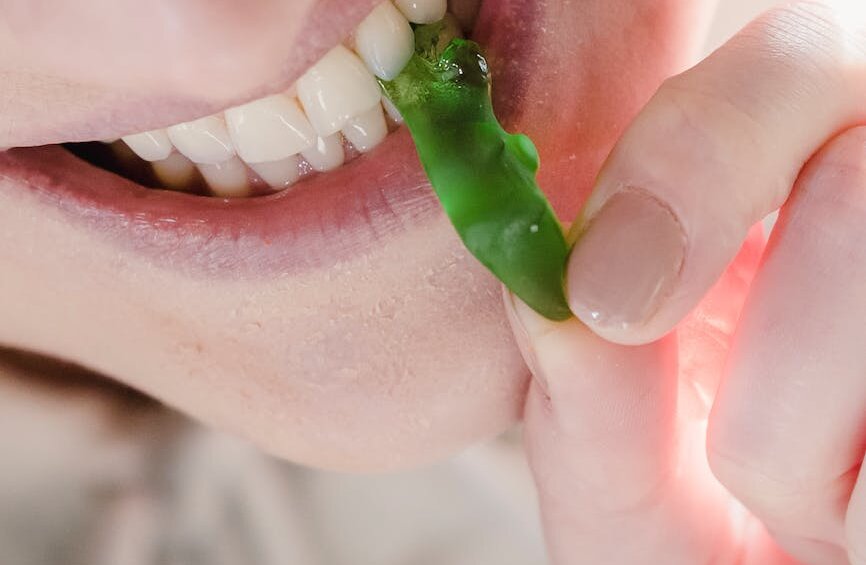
{"left": 566, "top": 1, "right": 866, "bottom": 344}
{"left": 475, "top": 0, "right": 720, "bottom": 221}
{"left": 707, "top": 127, "right": 866, "bottom": 565}
{"left": 0, "top": 0, "right": 376, "bottom": 146}
{"left": 507, "top": 291, "right": 742, "bottom": 564}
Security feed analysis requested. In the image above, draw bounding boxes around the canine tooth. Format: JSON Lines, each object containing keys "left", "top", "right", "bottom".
{"left": 250, "top": 156, "right": 302, "bottom": 191}
{"left": 297, "top": 45, "right": 381, "bottom": 137}
{"left": 354, "top": 2, "right": 414, "bottom": 80}
{"left": 393, "top": 0, "right": 446, "bottom": 23}
{"left": 225, "top": 95, "right": 316, "bottom": 164}
{"left": 167, "top": 115, "right": 235, "bottom": 164}
{"left": 301, "top": 134, "right": 345, "bottom": 172}
{"left": 152, "top": 152, "right": 197, "bottom": 191}
{"left": 381, "top": 96, "right": 404, "bottom": 125}
{"left": 341, "top": 104, "right": 388, "bottom": 153}
{"left": 198, "top": 157, "right": 250, "bottom": 197}
{"left": 121, "top": 129, "right": 173, "bottom": 162}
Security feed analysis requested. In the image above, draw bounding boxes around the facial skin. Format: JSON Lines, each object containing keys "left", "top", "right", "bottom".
{"left": 0, "top": 0, "right": 707, "bottom": 471}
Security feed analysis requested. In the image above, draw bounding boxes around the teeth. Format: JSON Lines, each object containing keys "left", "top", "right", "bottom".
{"left": 197, "top": 158, "right": 250, "bottom": 198}
{"left": 341, "top": 104, "right": 388, "bottom": 153}
{"left": 250, "top": 156, "right": 301, "bottom": 191}
{"left": 297, "top": 45, "right": 382, "bottom": 137}
{"left": 121, "top": 129, "right": 173, "bottom": 162}
{"left": 225, "top": 94, "right": 316, "bottom": 164}
{"left": 152, "top": 152, "right": 197, "bottom": 191}
{"left": 354, "top": 2, "right": 414, "bottom": 80}
{"left": 381, "top": 96, "right": 404, "bottom": 126}
{"left": 394, "top": 0, "right": 446, "bottom": 24}
{"left": 118, "top": 3, "right": 431, "bottom": 197}
{"left": 167, "top": 115, "right": 235, "bottom": 164}
{"left": 301, "top": 134, "right": 346, "bottom": 172}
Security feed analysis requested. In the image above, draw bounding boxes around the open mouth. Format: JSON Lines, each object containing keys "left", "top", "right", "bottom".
{"left": 0, "top": 0, "right": 540, "bottom": 276}
{"left": 0, "top": 0, "right": 610, "bottom": 284}
{"left": 75, "top": 2, "right": 479, "bottom": 199}
{"left": 0, "top": 0, "right": 681, "bottom": 469}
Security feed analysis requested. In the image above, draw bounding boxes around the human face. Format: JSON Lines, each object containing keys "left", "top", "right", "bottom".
{"left": 0, "top": 0, "right": 700, "bottom": 470}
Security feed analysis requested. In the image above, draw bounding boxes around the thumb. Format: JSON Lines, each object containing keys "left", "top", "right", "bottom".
{"left": 564, "top": 3, "right": 866, "bottom": 344}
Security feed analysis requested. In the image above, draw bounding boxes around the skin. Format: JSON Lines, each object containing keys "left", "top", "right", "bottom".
{"left": 513, "top": 1, "right": 866, "bottom": 563}
{"left": 0, "top": 0, "right": 704, "bottom": 472}
{"left": 12, "top": 0, "right": 866, "bottom": 563}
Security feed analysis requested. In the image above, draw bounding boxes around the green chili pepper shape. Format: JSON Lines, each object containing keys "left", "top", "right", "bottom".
{"left": 379, "top": 22, "right": 572, "bottom": 321}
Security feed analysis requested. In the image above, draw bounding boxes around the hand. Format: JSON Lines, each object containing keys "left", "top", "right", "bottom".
{"left": 509, "top": 2, "right": 866, "bottom": 563}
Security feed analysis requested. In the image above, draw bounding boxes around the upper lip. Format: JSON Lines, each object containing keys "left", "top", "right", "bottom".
{"left": 0, "top": 2, "right": 449, "bottom": 275}
{"left": 0, "top": 0, "right": 595, "bottom": 280}
{"left": 0, "top": 0, "right": 382, "bottom": 149}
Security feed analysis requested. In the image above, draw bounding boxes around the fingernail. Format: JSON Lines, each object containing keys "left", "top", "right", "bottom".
{"left": 567, "top": 189, "right": 685, "bottom": 331}
{"left": 502, "top": 286, "right": 554, "bottom": 396}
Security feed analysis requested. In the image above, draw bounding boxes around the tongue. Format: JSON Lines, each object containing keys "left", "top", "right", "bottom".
{"left": 473, "top": 0, "right": 706, "bottom": 220}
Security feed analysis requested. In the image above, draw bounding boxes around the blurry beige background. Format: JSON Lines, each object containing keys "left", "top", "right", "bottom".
{"left": 0, "top": 2, "right": 785, "bottom": 565}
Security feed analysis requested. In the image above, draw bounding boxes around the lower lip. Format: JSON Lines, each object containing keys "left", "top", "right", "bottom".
{"left": 0, "top": 128, "right": 442, "bottom": 277}
{"left": 0, "top": 2, "right": 539, "bottom": 280}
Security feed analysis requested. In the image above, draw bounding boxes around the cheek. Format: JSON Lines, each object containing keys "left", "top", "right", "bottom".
{"left": 0, "top": 184, "right": 528, "bottom": 471}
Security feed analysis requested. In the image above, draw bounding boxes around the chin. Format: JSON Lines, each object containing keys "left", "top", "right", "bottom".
{"left": 0, "top": 0, "right": 690, "bottom": 470}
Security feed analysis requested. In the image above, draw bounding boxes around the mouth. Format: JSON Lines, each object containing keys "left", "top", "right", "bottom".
{"left": 0, "top": 0, "right": 690, "bottom": 469}
{"left": 82, "top": 4, "right": 475, "bottom": 200}
{"left": 0, "top": 0, "right": 610, "bottom": 281}
{"left": 0, "top": 0, "right": 509, "bottom": 277}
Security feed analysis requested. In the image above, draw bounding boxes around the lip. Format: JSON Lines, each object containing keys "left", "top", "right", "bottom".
{"left": 0, "top": 0, "right": 700, "bottom": 470}
{"left": 1, "top": 0, "right": 382, "bottom": 148}
{"left": 0, "top": 130, "right": 439, "bottom": 277}
{"left": 0, "top": 0, "right": 695, "bottom": 276}
{"left": 0, "top": 0, "right": 540, "bottom": 280}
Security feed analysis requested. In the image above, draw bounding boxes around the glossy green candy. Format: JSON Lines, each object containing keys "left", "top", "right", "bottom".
{"left": 380, "top": 22, "right": 572, "bottom": 321}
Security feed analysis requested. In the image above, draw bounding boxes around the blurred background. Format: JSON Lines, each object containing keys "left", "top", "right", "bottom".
{"left": 0, "top": 2, "right": 784, "bottom": 564}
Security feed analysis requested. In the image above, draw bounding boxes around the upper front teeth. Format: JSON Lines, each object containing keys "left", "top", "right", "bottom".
{"left": 393, "top": 0, "right": 447, "bottom": 24}
{"left": 167, "top": 116, "right": 236, "bottom": 165}
{"left": 225, "top": 94, "right": 317, "bottom": 163}
{"left": 297, "top": 45, "right": 383, "bottom": 138}
{"left": 354, "top": 2, "right": 415, "bottom": 80}
{"left": 121, "top": 130, "right": 173, "bottom": 162}
{"left": 341, "top": 105, "right": 388, "bottom": 153}
{"left": 118, "top": 0, "right": 449, "bottom": 197}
